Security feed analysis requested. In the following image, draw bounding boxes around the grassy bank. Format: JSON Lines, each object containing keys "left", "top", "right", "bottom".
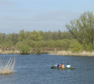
{"left": 0, "top": 48, "right": 94, "bottom": 56}
{"left": 0, "top": 49, "right": 20, "bottom": 54}
{"left": 49, "top": 50, "right": 94, "bottom": 56}
{"left": 0, "top": 48, "right": 56, "bottom": 54}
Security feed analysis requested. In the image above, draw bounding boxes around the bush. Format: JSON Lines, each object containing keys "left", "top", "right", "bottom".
{"left": 85, "top": 43, "right": 94, "bottom": 51}
{"left": 16, "top": 42, "right": 30, "bottom": 54}
{"left": 69, "top": 40, "right": 83, "bottom": 52}
{"left": 62, "top": 39, "right": 71, "bottom": 50}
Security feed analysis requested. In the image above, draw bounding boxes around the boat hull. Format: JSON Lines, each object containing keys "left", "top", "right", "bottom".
{"left": 51, "top": 66, "right": 75, "bottom": 70}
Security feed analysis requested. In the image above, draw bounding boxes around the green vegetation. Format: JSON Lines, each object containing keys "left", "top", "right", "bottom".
{"left": 0, "top": 11, "right": 94, "bottom": 54}
{"left": 66, "top": 11, "right": 94, "bottom": 51}
{"left": 16, "top": 41, "right": 30, "bottom": 54}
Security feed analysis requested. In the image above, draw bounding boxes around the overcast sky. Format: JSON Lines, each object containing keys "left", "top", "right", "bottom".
{"left": 0, "top": 0, "right": 94, "bottom": 34}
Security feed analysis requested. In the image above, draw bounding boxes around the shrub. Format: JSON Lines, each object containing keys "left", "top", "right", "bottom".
{"left": 69, "top": 40, "right": 83, "bottom": 52}
{"left": 16, "top": 42, "right": 30, "bottom": 54}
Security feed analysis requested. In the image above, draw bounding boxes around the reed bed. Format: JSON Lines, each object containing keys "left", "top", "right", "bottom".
{"left": 49, "top": 50, "right": 94, "bottom": 56}
{"left": 0, "top": 57, "right": 16, "bottom": 75}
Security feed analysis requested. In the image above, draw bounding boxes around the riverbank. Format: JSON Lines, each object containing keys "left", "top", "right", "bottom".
{"left": 0, "top": 49, "right": 94, "bottom": 56}
{"left": 49, "top": 50, "right": 94, "bottom": 56}
{"left": 0, "top": 49, "right": 20, "bottom": 54}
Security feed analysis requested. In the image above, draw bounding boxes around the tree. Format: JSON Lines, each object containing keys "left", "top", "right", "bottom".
{"left": 16, "top": 41, "right": 30, "bottom": 54}
{"left": 0, "top": 33, "right": 3, "bottom": 43}
{"left": 57, "top": 30, "right": 61, "bottom": 39}
{"left": 69, "top": 40, "right": 83, "bottom": 52}
{"left": 18, "top": 29, "right": 25, "bottom": 41}
{"left": 66, "top": 11, "right": 94, "bottom": 45}
{"left": 29, "top": 30, "right": 43, "bottom": 41}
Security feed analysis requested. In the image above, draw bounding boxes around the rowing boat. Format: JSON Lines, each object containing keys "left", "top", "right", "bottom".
{"left": 51, "top": 66, "right": 75, "bottom": 70}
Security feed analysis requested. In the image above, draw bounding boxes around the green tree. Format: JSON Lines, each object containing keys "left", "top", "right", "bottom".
{"left": 29, "top": 30, "right": 43, "bottom": 41}
{"left": 52, "top": 32, "right": 58, "bottom": 40}
{"left": 16, "top": 41, "right": 30, "bottom": 54}
{"left": 0, "top": 33, "right": 3, "bottom": 43}
{"left": 24, "top": 31, "right": 31, "bottom": 40}
{"left": 57, "top": 30, "right": 61, "bottom": 40}
{"left": 69, "top": 40, "right": 83, "bottom": 52}
{"left": 66, "top": 11, "right": 94, "bottom": 45}
{"left": 18, "top": 29, "right": 25, "bottom": 41}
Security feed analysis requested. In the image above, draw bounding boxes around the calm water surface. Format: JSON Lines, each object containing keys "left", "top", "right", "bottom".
{"left": 0, "top": 54, "right": 94, "bottom": 84}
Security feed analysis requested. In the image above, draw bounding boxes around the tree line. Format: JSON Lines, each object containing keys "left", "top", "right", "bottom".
{"left": 0, "top": 30, "right": 73, "bottom": 53}
{"left": 0, "top": 11, "right": 94, "bottom": 54}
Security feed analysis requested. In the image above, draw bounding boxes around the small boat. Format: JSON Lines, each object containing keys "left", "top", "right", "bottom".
{"left": 51, "top": 66, "right": 75, "bottom": 70}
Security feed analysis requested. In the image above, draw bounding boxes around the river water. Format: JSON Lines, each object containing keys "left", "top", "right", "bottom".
{"left": 0, "top": 54, "right": 94, "bottom": 84}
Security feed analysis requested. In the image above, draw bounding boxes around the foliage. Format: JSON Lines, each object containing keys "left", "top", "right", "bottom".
{"left": 30, "top": 30, "right": 43, "bottom": 41}
{"left": 61, "top": 39, "right": 71, "bottom": 50}
{"left": 18, "top": 30, "right": 26, "bottom": 41}
{"left": 1, "top": 11, "right": 94, "bottom": 53}
{"left": 16, "top": 41, "right": 30, "bottom": 54}
{"left": 85, "top": 43, "right": 94, "bottom": 51}
{"left": 18, "top": 30, "right": 43, "bottom": 41}
{"left": 66, "top": 11, "right": 94, "bottom": 45}
{"left": 69, "top": 40, "right": 83, "bottom": 52}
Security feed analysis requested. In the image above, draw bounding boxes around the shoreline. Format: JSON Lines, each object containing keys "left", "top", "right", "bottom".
{"left": 0, "top": 49, "right": 21, "bottom": 54}
{"left": 49, "top": 50, "right": 94, "bottom": 56}
{"left": 0, "top": 49, "right": 94, "bottom": 56}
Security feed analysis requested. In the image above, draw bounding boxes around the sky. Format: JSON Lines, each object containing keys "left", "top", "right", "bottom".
{"left": 0, "top": 0, "right": 94, "bottom": 34}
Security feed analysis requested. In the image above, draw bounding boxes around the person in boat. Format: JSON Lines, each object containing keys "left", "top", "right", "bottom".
{"left": 57, "top": 63, "right": 59, "bottom": 68}
{"left": 54, "top": 63, "right": 57, "bottom": 67}
{"left": 60, "top": 63, "right": 65, "bottom": 68}
{"left": 66, "top": 63, "right": 71, "bottom": 68}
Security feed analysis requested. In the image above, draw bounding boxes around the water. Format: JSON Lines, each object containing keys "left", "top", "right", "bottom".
{"left": 0, "top": 57, "right": 15, "bottom": 75}
{"left": 0, "top": 54, "right": 94, "bottom": 84}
